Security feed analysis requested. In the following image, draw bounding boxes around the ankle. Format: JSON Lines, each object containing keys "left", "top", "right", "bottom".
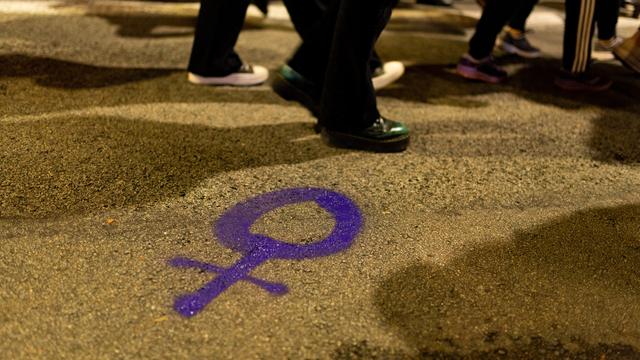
{"left": 506, "top": 26, "right": 524, "bottom": 39}
{"left": 598, "top": 36, "right": 617, "bottom": 46}
{"left": 464, "top": 53, "right": 492, "bottom": 64}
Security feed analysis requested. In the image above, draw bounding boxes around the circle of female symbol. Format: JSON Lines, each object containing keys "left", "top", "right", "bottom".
{"left": 168, "top": 188, "right": 363, "bottom": 317}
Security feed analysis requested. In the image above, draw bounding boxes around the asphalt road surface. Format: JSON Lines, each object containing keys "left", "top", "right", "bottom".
{"left": 1, "top": 1, "right": 640, "bottom": 359}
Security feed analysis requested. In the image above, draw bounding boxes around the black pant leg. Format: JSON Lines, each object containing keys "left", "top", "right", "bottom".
{"left": 320, "top": 0, "right": 397, "bottom": 131}
{"left": 596, "top": 0, "right": 620, "bottom": 40}
{"left": 283, "top": 0, "right": 326, "bottom": 38}
{"left": 370, "top": 50, "right": 383, "bottom": 71}
{"left": 563, "top": 0, "right": 597, "bottom": 73}
{"left": 468, "top": 0, "right": 522, "bottom": 59}
{"left": 187, "top": 0, "right": 251, "bottom": 76}
{"left": 508, "top": 0, "right": 539, "bottom": 32}
{"left": 284, "top": 0, "right": 387, "bottom": 83}
{"left": 283, "top": 0, "right": 335, "bottom": 84}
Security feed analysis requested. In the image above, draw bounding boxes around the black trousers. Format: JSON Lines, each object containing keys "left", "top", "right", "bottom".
{"left": 283, "top": 0, "right": 383, "bottom": 76}
{"left": 508, "top": 0, "right": 618, "bottom": 40}
{"left": 468, "top": 0, "right": 523, "bottom": 59}
{"left": 563, "top": 0, "right": 619, "bottom": 73}
{"left": 188, "top": 0, "right": 250, "bottom": 76}
{"left": 508, "top": 0, "right": 539, "bottom": 32}
{"left": 595, "top": 0, "right": 621, "bottom": 40}
{"left": 284, "top": 0, "right": 396, "bottom": 130}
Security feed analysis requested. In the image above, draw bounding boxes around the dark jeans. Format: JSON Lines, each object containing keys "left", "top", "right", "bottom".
{"left": 468, "top": 0, "right": 523, "bottom": 59}
{"left": 187, "top": 0, "right": 250, "bottom": 76}
{"left": 284, "top": 0, "right": 396, "bottom": 130}
{"left": 508, "top": 0, "right": 539, "bottom": 32}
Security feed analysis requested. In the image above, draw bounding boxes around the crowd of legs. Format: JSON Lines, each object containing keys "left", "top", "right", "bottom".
{"left": 186, "top": 0, "right": 640, "bottom": 153}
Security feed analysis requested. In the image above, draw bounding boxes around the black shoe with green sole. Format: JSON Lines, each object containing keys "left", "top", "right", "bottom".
{"left": 321, "top": 117, "right": 410, "bottom": 153}
{"left": 271, "top": 65, "right": 320, "bottom": 118}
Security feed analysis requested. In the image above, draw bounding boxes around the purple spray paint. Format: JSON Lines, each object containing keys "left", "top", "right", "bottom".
{"left": 169, "top": 187, "right": 363, "bottom": 317}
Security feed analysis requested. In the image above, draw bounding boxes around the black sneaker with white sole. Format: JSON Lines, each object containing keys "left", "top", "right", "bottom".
{"left": 188, "top": 64, "right": 269, "bottom": 86}
{"left": 499, "top": 32, "right": 541, "bottom": 58}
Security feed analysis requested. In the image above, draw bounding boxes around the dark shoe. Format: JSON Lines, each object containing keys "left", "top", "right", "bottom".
{"left": 554, "top": 71, "right": 612, "bottom": 92}
{"left": 416, "top": 0, "right": 453, "bottom": 7}
{"left": 271, "top": 65, "right": 320, "bottom": 118}
{"left": 321, "top": 117, "right": 410, "bottom": 153}
{"left": 499, "top": 32, "right": 541, "bottom": 58}
{"left": 456, "top": 55, "right": 507, "bottom": 83}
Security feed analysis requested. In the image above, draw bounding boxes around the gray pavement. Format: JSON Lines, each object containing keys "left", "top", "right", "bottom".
{"left": 1, "top": 1, "right": 640, "bottom": 359}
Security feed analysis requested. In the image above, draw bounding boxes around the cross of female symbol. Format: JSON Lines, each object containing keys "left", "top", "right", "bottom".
{"left": 168, "top": 187, "right": 363, "bottom": 318}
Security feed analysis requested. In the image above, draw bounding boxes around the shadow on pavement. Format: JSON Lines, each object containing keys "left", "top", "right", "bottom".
{"left": 379, "top": 56, "right": 640, "bottom": 110}
{"left": 0, "top": 55, "right": 286, "bottom": 116}
{"left": 372, "top": 204, "right": 640, "bottom": 358}
{"left": 378, "top": 53, "right": 639, "bottom": 164}
{"left": 97, "top": 15, "right": 196, "bottom": 38}
{"left": 91, "top": 2, "right": 479, "bottom": 40}
{"left": 0, "top": 117, "right": 343, "bottom": 219}
{"left": 332, "top": 339, "right": 640, "bottom": 359}
{"left": 0, "top": 54, "right": 179, "bottom": 89}
{"left": 590, "top": 111, "right": 640, "bottom": 164}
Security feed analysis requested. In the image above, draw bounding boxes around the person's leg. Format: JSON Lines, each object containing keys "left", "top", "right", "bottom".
{"left": 594, "top": 0, "right": 623, "bottom": 52}
{"left": 283, "top": 0, "right": 402, "bottom": 91}
{"left": 562, "top": 0, "right": 596, "bottom": 74}
{"left": 283, "top": 0, "right": 335, "bottom": 85}
{"left": 457, "top": 0, "right": 522, "bottom": 83}
{"left": 188, "top": 0, "right": 251, "bottom": 76}
{"left": 468, "top": 0, "right": 521, "bottom": 60}
{"left": 556, "top": 0, "right": 611, "bottom": 91}
{"left": 507, "top": 0, "right": 538, "bottom": 32}
{"left": 596, "top": 0, "right": 620, "bottom": 41}
{"left": 319, "top": 0, "right": 408, "bottom": 151}
{"left": 319, "top": 0, "right": 395, "bottom": 130}
{"left": 499, "top": 0, "right": 541, "bottom": 58}
{"left": 277, "top": 0, "right": 407, "bottom": 151}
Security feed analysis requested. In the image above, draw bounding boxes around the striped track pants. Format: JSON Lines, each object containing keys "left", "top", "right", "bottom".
{"left": 563, "top": 0, "right": 598, "bottom": 74}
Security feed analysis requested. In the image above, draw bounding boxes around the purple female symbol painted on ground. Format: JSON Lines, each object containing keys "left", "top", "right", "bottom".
{"left": 168, "top": 187, "right": 363, "bottom": 317}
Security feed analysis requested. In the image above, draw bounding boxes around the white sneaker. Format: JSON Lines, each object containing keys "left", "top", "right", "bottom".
{"left": 188, "top": 64, "right": 269, "bottom": 86}
{"left": 372, "top": 61, "right": 405, "bottom": 91}
{"left": 595, "top": 36, "right": 624, "bottom": 52}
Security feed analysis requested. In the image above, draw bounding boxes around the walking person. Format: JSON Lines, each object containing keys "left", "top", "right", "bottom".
{"left": 273, "top": 0, "right": 410, "bottom": 152}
